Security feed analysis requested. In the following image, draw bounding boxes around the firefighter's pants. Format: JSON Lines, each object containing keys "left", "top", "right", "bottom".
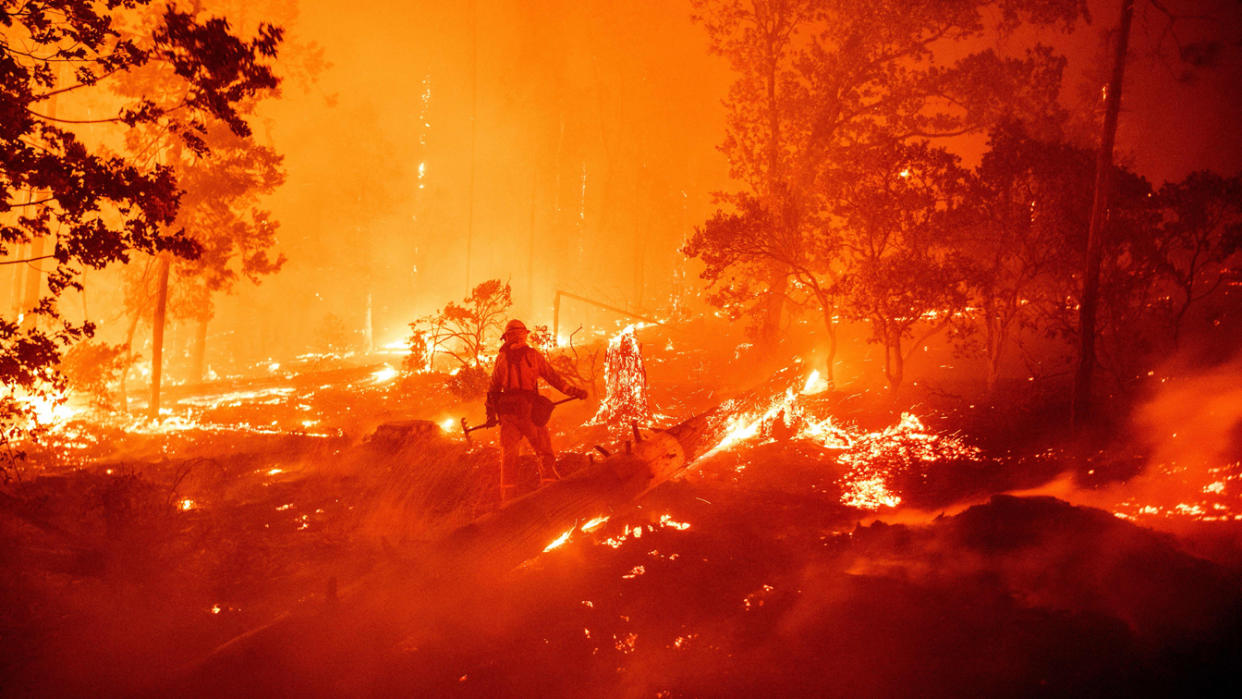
{"left": 499, "top": 413, "right": 556, "bottom": 489}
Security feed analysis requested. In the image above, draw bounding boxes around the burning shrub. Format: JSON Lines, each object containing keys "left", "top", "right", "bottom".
{"left": 446, "top": 364, "right": 491, "bottom": 401}
{"left": 405, "top": 280, "right": 512, "bottom": 373}
{"left": 59, "top": 340, "right": 127, "bottom": 411}
{"left": 403, "top": 325, "right": 433, "bottom": 374}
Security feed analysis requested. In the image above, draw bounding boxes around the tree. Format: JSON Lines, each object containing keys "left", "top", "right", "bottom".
{"left": 834, "top": 141, "right": 972, "bottom": 392}
{"left": 428, "top": 279, "right": 512, "bottom": 370}
{"left": 962, "top": 122, "right": 1093, "bottom": 391}
{"left": 684, "top": 192, "right": 845, "bottom": 382}
{"left": 1147, "top": 171, "right": 1242, "bottom": 345}
{"left": 142, "top": 119, "right": 285, "bottom": 387}
{"left": 1073, "top": 0, "right": 1134, "bottom": 427}
{"left": 107, "top": 2, "right": 285, "bottom": 414}
{"left": 687, "top": 0, "right": 1085, "bottom": 355}
{"left": 1, "top": 0, "right": 281, "bottom": 442}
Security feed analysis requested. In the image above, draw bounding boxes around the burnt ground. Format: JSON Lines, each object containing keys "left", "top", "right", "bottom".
{"left": 2, "top": 328, "right": 1241, "bottom": 697}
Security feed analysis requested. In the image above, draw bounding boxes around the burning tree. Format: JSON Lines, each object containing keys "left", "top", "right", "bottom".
{"left": 959, "top": 122, "right": 1093, "bottom": 391}
{"left": 404, "top": 280, "right": 513, "bottom": 399}
{"left": 589, "top": 325, "right": 651, "bottom": 437}
{"left": 1147, "top": 171, "right": 1242, "bottom": 346}
{"left": 0, "top": 0, "right": 281, "bottom": 443}
{"left": 835, "top": 142, "right": 972, "bottom": 392}
{"left": 686, "top": 0, "right": 1084, "bottom": 356}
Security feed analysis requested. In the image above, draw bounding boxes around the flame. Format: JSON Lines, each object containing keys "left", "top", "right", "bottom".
{"left": 178, "top": 498, "right": 196, "bottom": 511}
{"left": 699, "top": 371, "right": 982, "bottom": 512}
{"left": 580, "top": 515, "right": 610, "bottom": 532}
{"left": 801, "top": 370, "right": 829, "bottom": 395}
{"left": 543, "top": 527, "right": 574, "bottom": 552}
{"left": 372, "top": 365, "right": 399, "bottom": 384}
{"left": 590, "top": 324, "right": 651, "bottom": 434}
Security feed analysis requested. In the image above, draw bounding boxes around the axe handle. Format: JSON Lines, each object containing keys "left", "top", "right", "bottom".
{"left": 459, "top": 394, "right": 581, "bottom": 443}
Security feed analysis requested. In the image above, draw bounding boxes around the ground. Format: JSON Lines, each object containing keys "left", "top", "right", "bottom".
{"left": 1, "top": 322, "right": 1240, "bottom": 697}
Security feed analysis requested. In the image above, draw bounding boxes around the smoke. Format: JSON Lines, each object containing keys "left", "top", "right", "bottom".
{"left": 1134, "top": 354, "right": 1242, "bottom": 474}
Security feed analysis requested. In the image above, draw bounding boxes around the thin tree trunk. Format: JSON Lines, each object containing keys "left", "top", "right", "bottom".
{"left": 117, "top": 305, "right": 143, "bottom": 413}
{"left": 18, "top": 236, "right": 44, "bottom": 329}
{"left": 887, "top": 339, "right": 904, "bottom": 394}
{"left": 9, "top": 242, "right": 27, "bottom": 316}
{"left": 80, "top": 269, "right": 88, "bottom": 324}
{"left": 190, "top": 316, "right": 208, "bottom": 384}
{"left": 365, "top": 292, "right": 374, "bottom": 353}
{"left": 821, "top": 303, "right": 837, "bottom": 386}
{"left": 761, "top": 265, "right": 786, "bottom": 347}
{"left": 527, "top": 175, "right": 536, "bottom": 314}
{"left": 149, "top": 254, "right": 171, "bottom": 419}
{"left": 1072, "top": 0, "right": 1134, "bottom": 428}
{"left": 464, "top": 0, "right": 477, "bottom": 291}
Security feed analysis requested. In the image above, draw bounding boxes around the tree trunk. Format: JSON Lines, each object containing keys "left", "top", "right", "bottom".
{"left": 985, "top": 307, "right": 1002, "bottom": 393}
{"left": 1072, "top": 0, "right": 1134, "bottom": 428}
{"left": 149, "top": 254, "right": 171, "bottom": 420}
{"left": 365, "top": 291, "right": 374, "bottom": 353}
{"left": 9, "top": 242, "right": 26, "bottom": 316}
{"left": 821, "top": 304, "right": 837, "bottom": 386}
{"left": 464, "top": 0, "right": 477, "bottom": 292}
{"left": 761, "top": 265, "right": 786, "bottom": 347}
{"left": 18, "top": 235, "right": 44, "bottom": 330}
{"left": 889, "top": 344, "right": 904, "bottom": 394}
{"left": 117, "top": 305, "right": 143, "bottom": 413}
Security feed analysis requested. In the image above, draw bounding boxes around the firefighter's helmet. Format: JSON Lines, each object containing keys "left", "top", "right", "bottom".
{"left": 502, "top": 319, "right": 529, "bottom": 340}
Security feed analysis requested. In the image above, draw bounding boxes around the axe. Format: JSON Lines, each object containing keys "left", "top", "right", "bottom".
{"left": 459, "top": 416, "right": 497, "bottom": 446}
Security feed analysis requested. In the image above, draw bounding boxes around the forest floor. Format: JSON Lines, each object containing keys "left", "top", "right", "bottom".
{"left": 2, "top": 320, "right": 1240, "bottom": 697}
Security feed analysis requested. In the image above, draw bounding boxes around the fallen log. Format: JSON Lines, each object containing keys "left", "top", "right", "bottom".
{"left": 439, "top": 410, "right": 717, "bottom": 577}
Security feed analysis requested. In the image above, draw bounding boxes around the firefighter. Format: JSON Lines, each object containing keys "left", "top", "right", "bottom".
{"left": 486, "top": 319, "right": 587, "bottom": 500}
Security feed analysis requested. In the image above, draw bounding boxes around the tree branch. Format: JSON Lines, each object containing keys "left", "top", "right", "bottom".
{"left": 0, "top": 254, "right": 57, "bottom": 266}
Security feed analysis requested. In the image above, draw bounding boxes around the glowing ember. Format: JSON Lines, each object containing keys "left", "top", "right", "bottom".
{"left": 697, "top": 372, "right": 982, "bottom": 512}
{"left": 1112, "top": 462, "right": 1242, "bottom": 523}
{"left": 580, "top": 515, "right": 610, "bottom": 532}
{"left": 372, "top": 365, "right": 399, "bottom": 384}
{"left": 658, "top": 514, "right": 691, "bottom": 530}
{"left": 801, "top": 370, "right": 829, "bottom": 395}
{"left": 543, "top": 528, "right": 574, "bottom": 552}
{"left": 590, "top": 324, "right": 651, "bottom": 436}
{"left": 439, "top": 418, "right": 455, "bottom": 432}
{"left": 178, "top": 498, "right": 196, "bottom": 511}
{"left": 841, "top": 476, "right": 902, "bottom": 509}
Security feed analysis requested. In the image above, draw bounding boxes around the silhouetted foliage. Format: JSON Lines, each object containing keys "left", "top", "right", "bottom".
{"left": 686, "top": 0, "right": 1085, "bottom": 347}
{"left": 409, "top": 279, "right": 512, "bottom": 371}
{"left": 58, "top": 339, "right": 126, "bottom": 410}
{"left": 1, "top": 0, "right": 282, "bottom": 445}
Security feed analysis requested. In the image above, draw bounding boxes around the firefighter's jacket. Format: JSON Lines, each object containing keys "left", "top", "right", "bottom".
{"left": 489, "top": 343, "right": 571, "bottom": 399}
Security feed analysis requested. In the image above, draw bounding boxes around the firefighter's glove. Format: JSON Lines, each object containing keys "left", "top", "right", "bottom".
{"left": 569, "top": 386, "right": 588, "bottom": 400}
{"left": 485, "top": 405, "right": 498, "bottom": 425}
